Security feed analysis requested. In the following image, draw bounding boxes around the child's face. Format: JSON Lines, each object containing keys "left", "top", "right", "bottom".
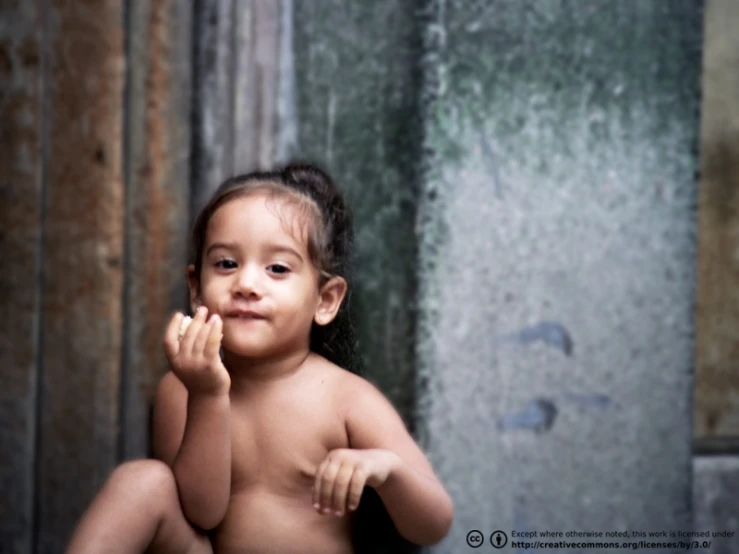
{"left": 190, "top": 192, "right": 342, "bottom": 359}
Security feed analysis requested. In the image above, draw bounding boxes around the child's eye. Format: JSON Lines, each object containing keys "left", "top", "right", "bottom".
{"left": 215, "top": 259, "right": 237, "bottom": 270}
{"left": 267, "top": 264, "right": 290, "bottom": 275}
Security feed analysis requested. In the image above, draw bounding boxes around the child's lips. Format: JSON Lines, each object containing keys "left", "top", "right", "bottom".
{"left": 225, "top": 309, "right": 267, "bottom": 319}
{"left": 231, "top": 315, "right": 266, "bottom": 322}
{"left": 225, "top": 314, "right": 269, "bottom": 328}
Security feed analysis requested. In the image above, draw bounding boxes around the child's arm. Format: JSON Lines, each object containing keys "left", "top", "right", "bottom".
{"left": 153, "top": 310, "right": 232, "bottom": 530}
{"left": 152, "top": 371, "right": 231, "bottom": 530}
{"left": 313, "top": 377, "right": 454, "bottom": 546}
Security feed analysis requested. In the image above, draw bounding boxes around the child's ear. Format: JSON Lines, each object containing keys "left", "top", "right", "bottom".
{"left": 314, "top": 276, "right": 348, "bottom": 326}
{"left": 186, "top": 264, "right": 201, "bottom": 314}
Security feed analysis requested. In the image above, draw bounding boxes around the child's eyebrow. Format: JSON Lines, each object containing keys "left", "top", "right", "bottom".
{"left": 205, "top": 242, "right": 239, "bottom": 256}
{"left": 205, "top": 241, "right": 304, "bottom": 262}
{"left": 265, "top": 244, "right": 304, "bottom": 262}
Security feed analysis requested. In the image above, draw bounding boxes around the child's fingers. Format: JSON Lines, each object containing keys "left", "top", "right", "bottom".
{"left": 180, "top": 306, "right": 208, "bottom": 355}
{"left": 163, "top": 312, "right": 185, "bottom": 360}
{"left": 203, "top": 315, "right": 223, "bottom": 360}
{"left": 330, "top": 463, "right": 355, "bottom": 515}
{"left": 313, "top": 458, "right": 337, "bottom": 513}
{"left": 346, "top": 467, "right": 366, "bottom": 511}
{"left": 192, "top": 313, "right": 216, "bottom": 355}
{"left": 312, "top": 459, "right": 328, "bottom": 510}
{"left": 318, "top": 460, "right": 341, "bottom": 514}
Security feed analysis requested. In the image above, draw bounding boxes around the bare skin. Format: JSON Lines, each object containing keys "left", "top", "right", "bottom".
{"left": 65, "top": 192, "right": 453, "bottom": 554}
{"left": 192, "top": 354, "right": 357, "bottom": 554}
{"left": 64, "top": 459, "right": 212, "bottom": 554}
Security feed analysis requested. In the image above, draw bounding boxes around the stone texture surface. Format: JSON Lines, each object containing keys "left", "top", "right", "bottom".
{"left": 693, "top": 456, "right": 739, "bottom": 554}
{"left": 415, "top": 2, "right": 703, "bottom": 552}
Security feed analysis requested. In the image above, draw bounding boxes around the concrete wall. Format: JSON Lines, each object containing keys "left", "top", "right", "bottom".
{"left": 415, "top": 1, "right": 703, "bottom": 552}
{"left": 694, "top": 457, "right": 739, "bottom": 554}
{"left": 290, "top": 2, "right": 713, "bottom": 553}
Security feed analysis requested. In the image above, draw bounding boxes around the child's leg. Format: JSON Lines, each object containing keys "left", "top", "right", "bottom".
{"left": 65, "top": 459, "right": 212, "bottom": 554}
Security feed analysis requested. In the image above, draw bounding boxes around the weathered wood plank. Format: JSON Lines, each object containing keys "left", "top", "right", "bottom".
{"left": 232, "top": 0, "right": 281, "bottom": 173}
{"left": 192, "top": 0, "right": 283, "bottom": 213}
{"left": 0, "top": 2, "right": 43, "bottom": 552}
{"left": 191, "top": 0, "right": 235, "bottom": 214}
{"left": 694, "top": 0, "right": 739, "bottom": 440}
{"left": 274, "top": 0, "right": 299, "bottom": 165}
{"left": 35, "top": 2, "right": 125, "bottom": 551}
{"left": 121, "top": 0, "right": 193, "bottom": 461}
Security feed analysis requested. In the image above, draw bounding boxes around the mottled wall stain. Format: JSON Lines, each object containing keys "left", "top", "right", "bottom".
{"left": 294, "top": 0, "right": 424, "bottom": 430}
{"left": 416, "top": 1, "right": 702, "bottom": 552}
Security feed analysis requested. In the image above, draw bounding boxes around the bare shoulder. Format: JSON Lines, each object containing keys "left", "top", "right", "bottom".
{"left": 307, "top": 354, "right": 383, "bottom": 413}
{"left": 334, "top": 368, "right": 388, "bottom": 414}
{"left": 317, "top": 359, "right": 437, "bottom": 477}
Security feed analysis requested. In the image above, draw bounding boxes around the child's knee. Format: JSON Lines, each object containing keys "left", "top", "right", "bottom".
{"left": 108, "top": 459, "right": 177, "bottom": 497}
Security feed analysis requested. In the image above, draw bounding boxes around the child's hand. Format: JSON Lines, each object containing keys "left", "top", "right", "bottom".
{"left": 163, "top": 307, "right": 230, "bottom": 396}
{"left": 312, "top": 448, "right": 401, "bottom": 516}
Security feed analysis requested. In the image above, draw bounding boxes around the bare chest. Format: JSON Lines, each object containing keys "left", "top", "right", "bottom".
{"left": 229, "top": 387, "right": 348, "bottom": 495}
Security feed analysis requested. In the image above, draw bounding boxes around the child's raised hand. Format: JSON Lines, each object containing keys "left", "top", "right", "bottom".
{"left": 163, "top": 307, "right": 231, "bottom": 396}
{"left": 312, "top": 448, "right": 401, "bottom": 516}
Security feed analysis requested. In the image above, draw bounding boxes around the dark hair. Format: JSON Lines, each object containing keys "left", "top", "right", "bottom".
{"left": 189, "top": 162, "right": 359, "bottom": 373}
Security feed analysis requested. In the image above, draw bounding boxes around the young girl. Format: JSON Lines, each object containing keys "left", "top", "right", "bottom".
{"left": 65, "top": 163, "right": 453, "bottom": 554}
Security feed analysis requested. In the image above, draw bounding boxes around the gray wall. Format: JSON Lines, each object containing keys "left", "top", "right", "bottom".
{"left": 293, "top": 1, "right": 704, "bottom": 553}
{"left": 292, "top": 2, "right": 703, "bottom": 552}
{"left": 415, "top": 1, "right": 703, "bottom": 552}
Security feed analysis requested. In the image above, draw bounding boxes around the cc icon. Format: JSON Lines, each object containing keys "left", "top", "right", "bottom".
{"left": 466, "top": 530, "right": 484, "bottom": 548}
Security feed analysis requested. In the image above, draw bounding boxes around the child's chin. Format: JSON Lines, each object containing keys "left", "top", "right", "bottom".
{"left": 222, "top": 336, "right": 274, "bottom": 358}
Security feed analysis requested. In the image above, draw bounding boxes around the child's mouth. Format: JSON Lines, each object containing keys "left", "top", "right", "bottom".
{"left": 229, "top": 314, "right": 267, "bottom": 322}
{"left": 226, "top": 309, "right": 267, "bottom": 320}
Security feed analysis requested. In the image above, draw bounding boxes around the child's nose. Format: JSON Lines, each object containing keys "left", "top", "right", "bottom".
{"left": 233, "top": 265, "right": 263, "bottom": 297}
